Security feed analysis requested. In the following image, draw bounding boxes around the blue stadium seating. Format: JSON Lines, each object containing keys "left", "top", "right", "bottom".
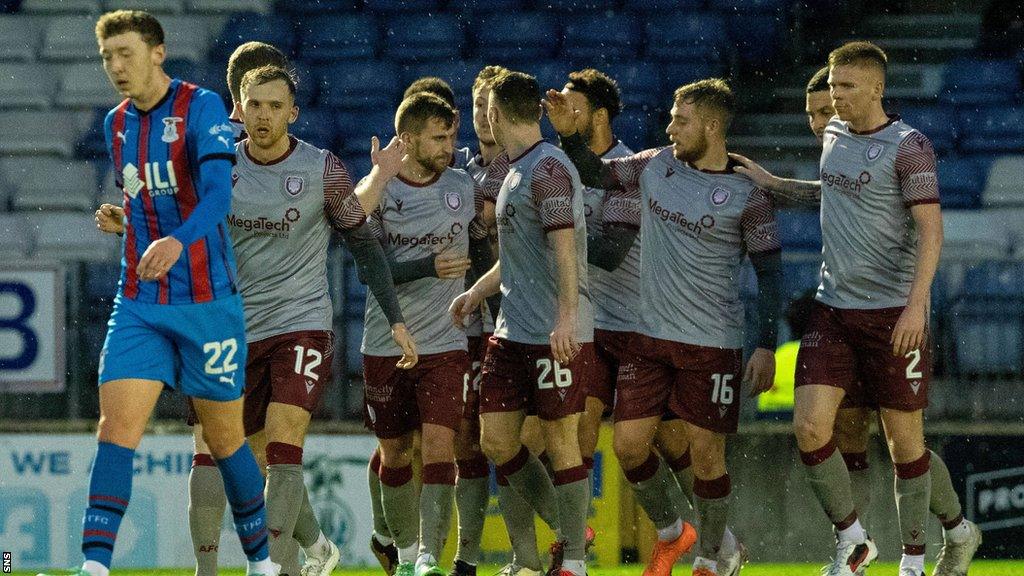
{"left": 297, "top": 14, "right": 378, "bottom": 62}
{"left": 958, "top": 106, "right": 1024, "bottom": 154}
{"left": 949, "top": 298, "right": 1023, "bottom": 375}
{"left": 164, "top": 58, "right": 227, "bottom": 99}
{"left": 940, "top": 58, "right": 1021, "bottom": 106}
{"left": 475, "top": 12, "right": 560, "bottom": 62}
{"left": 446, "top": 0, "right": 527, "bottom": 13}
{"left": 962, "top": 262, "right": 1024, "bottom": 297}
{"left": 775, "top": 209, "right": 822, "bottom": 251}
{"left": 291, "top": 107, "right": 337, "bottom": 152}
{"left": 562, "top": 13, "right": 641, "bottom": 62}
{"left": 660, "top": 61, "right": 725, "bottom": 95}
{"left": 345, "top": 317, "right": 364, "bottom": 372}
{"left": 364, "top": 0, "right": 442, "bottom": 13}
{"left": 382, "top": 13, "right": 463, "bottom": 62}
{"left": 599, "top": 62, "right": 662, "bottom": 108}
{"left": 341, "top": 153, "right": 372, "bottom": 182}
{"left": 781, "top": 260, "right": 821, "bottom": 300}
{"left": 85, "top": 261, "right": 121, "bottom": 300}
{"left": 623, "top": 0, "right": 705, "bottom": 11}
{"left": 336, "top": 109, "right": 395, "bottom": 156}
{"left": 710, "top": 0, "right": 788, "bottom": 12}
{"left": 726, "top": 14, "right": 785, "bottom": 68}
{"left": 897, "top": 104, "right": 956, "bottom": 153}
{"left": 401, "top": 59, "right": 483, "bottom": 110}
{"left": 537, "top": 0, "right": 618, "bottom": 12}
{"left": 319, "top": 60, "right": 401, "bottom": 110}
{"left": 210, "top": 12, "right": 296, "bottom": 63}
{"left": 530, "top": 60, "right": 574, "bottom": 94}
{"left": 292, "top": 60, "right": 319, "bottom": 107}
{"left": 614, "top": 108, "right": 654, "bottom": 150}
{"left": 272, "top": 0, "right": 358, "bottom": 14}
{"left": 937, "top": 156, "right": 983, "bottom": 209}
{"left": 644, "top": 12, "right": 728, "bottom": 63}
{"left": 75, "top": 108, "right": 110, "bottom": 160}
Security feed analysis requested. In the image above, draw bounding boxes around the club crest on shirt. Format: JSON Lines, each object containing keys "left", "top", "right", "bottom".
{"left": 865, "top": 142, "right": 884, "bottom": 162}
{"left": 285, "top": 175, "right": 304, "bottom": 197}
{"left": 710, "top": 186, "right": 730, "bottom": 206}
{"left": 444, "top": 190, "right": 462, "bottom": 212}
{"left": 507, "top": 172, "right": 522, "bottom": 190}
{"left": 161, "top": 117, "right": 183, "bottom": 143}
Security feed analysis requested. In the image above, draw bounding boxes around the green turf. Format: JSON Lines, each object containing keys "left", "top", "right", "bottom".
{"left": 14, "top": 561, "right": 1024, "bottom": 576}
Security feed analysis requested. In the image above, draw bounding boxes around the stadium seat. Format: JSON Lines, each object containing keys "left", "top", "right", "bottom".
{"left": 155, "top": 15, "right": 216, "bottom": 64}
{"left": 614, "top": 108, "right": 654, "bottom": 151}
{"left": 725, "top": 14, "right": 785, "bottom": 68}
{"left": 980, "top": 156, "right": 1024, "bottom": 207}
{"left": 41, "top": 16, "right": 97, "bottom": 61}
{"left": 562, "top": 13, "right": 640, "bottom": 62}
{"left": 272, "top": 0, "right": 358, "bottom": 14}
{"left": 186, "top": 0, "right": 271, "bottom": 13}
{"left": 164, "top": 59, "right": 226, "bottom": 96}
{"left": 948, "top": 299, "right": 1023, "bottom": 375}
{"left": 76, "top": 109, "right": 110, "bottom": 159}
{"left": 291, "top": 107, "right": 337, "bottom": 153}
{"left": 936, "top": 156, "right": 982, "bottom": 209}
{"left": 21, "top": 0, "right": 99, "bottom": 13}
{"left": 382, "top": 13, "right": 463, "bottom": 62}
{"left": 345, "top": 319, "right": 364, "bottom": 373}
{"left": 319, "top": 60, "right": 401, "bottom": 110}
{"left": 623, "top": 0, "right": 704, "bottom": 11}
{"left": 660, "top": 61, "right": 726, "bottom": 95}
{"left": 962, "top": 261, "right": 1024, "bottom": 297}
{"left": 84, "top": 261, "right": 122, "bottom": 300}
{"left": 56, "top": 62, "right": 121, "bottom": 109}
{"left": 0, "top": 16, "right": 42, "bottom": 61}
{"left": 336, "top": 110, "right": 394, "bottom": 156}
{"left": 210, "top": 12, "right": 296, "bottom": 63}
{"left": 476, "top": 13, "right": 560, "bottom": 62}
{"left": 297, "top": 14, "right": 378, "bottom": 62}
{"left": 536, "top": 0, "right": 618, "bottom": 12}
{"left": 530, "top": 60, "right": 574, "bottom": 94}
{"left": 709, "top": 0, "right": 788, "bottom": 12}
{"left": 644, "top": 12, "right": 728, "bottom": 63}
{"left": 897, "top": 105, "right": 956, "bottom": 154}
{"left": 0, "top": 111, "right": 79, "bottom": 156}
{"left": 940, "top": 58, "right": 1020, "bottom": 106}
{"left": 0, "top": 214, "right": 34, "bottom": 259}
{"left": 0, "top": 63, "right": 53, "bottom": 109}
{"left": 782, "top": 260, "right": 822, "bottom": 300}
{"left": 446, "top": 0, "right": 526, "bottom": 12}
{"left": 599, "top": 62, "right": 661, "bottom": 108}
{"left": 942, "top": 210, "right": 1014, "bottom": 259}
{"left": 341, "top": 153, "right": 372, "bottom": 183}
{"left": 103, "top": 0, "right": 184, "bottom": 13}
{"left": 775, "top": 209, "right": 822, "bottom": 251}
{"left": 25, "top": 211, "right": 118, "bottom": 262}
{"left": 291, "top": 60, "right": 318, "bottom": 107}
{"left": 958, "top": 107, "right": 1024, "bottom": 154}
{"left": 400, "top": 59, "right": 483, "bottom": 109}
{"left": 364, "top": 0, "right": 442, "bottom": 12}
{"left": 2, "top": 157, "right": 98, "bottom": 211}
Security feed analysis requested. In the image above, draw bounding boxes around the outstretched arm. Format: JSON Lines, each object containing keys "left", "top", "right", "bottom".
{"left": 352, "top": 136, "right": 406, "bottom": 216}
{"left": 543, "top": 89, "right": 619, "bottom": 190}
{"left": 729, "top": 152, "right": 822, "bottom": 204}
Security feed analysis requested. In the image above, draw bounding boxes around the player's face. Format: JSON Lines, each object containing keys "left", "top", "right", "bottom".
{"left": 241, "top": 79, "right": 297, "bottom": 150}
{"left": 486, "top": 89, "right": 506, "bottom": 147}
{"left": 563, "top": 89, "right": 595, "bottom": 144}
{"left": 665, "top": 101, "right": 708, "bottom": 163}
{"left": 98, "top": 32, "right": 164, "bottom": 99}
{"left": 805, "top": 89, "right": 835, "bottom": 143}
{"left": 472, "top": 86, "right": 496, "bottom": 146}
{"left": 828, "top": 64, "right": 882, "bottom": 122}
{"left": 410, "top": 117, "right": 455, "bottom": 174}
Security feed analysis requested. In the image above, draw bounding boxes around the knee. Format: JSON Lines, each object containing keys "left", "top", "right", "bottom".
{"left": 613, "top": 432, "right": 651, "bottom": 471}
{"left": 834, "top": 422, "right": 869, "bottom": 454}
{"left": 688, "top": 434, "right": 725, "bottom": 479}
{"left": 421, "top": 428, "right": 455, "bottom": 464}
{"left": 793, "top": 415, "right": 831, "bottom": 450}
{"left": 378, "top": 437, "right": 414, "bottom": 469}
{"left": 480, "top": 427, "right": 518, "bottom": 465}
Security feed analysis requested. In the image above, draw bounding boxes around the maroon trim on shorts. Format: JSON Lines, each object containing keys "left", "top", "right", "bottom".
{"left": 266, "top": 442, "right": 303, "bottom": 465}
{"left": 940, "top": 513, "right": 964, "bottom": 530}
{"left": 192, "top": 454, "right": 216, "bottom": 468}
{"left": 582, "top": 456, "right": 594, "bottom": 471}
{"left": 379, "top": 464, "right": 414, "bottom": 487}
{"left": 422, "top": 462, "right": 457, "bottom": 485}
{"left": 554, "top": 465, "right": 588, "bottom": 486}
{"left": 693, "top": 474, "right": 732, "bottom": 499}
{"left": 667, "top": 449, "right": 692, "bottom": 472}
{"left": 495, "top": 446, "right": 530, "bottom": 477}
{"left": 496, "top": 472, "right": 509, "bottom": 487}
{"left": 457, "top": 457, "right": 490, "bottom": 479}
{"left": 894, "top": 451, "right": 930, "bottom": 480}
{"left": 623, "top": 452, "right": 660, "bottom": 484}
{"left": 800, "top": 439, "right": 838, "bottom": 467}
{"left": 904, "top": 544, "right": 926, "bottom": 556}
{"left": 841, "top": 451, "right": 870, "bottom": 472}
{"left": 369, "top": 448, "right": 382, "bottom": 477}
{"left": 835, "top": 511, "right": 859, "bottom": 531}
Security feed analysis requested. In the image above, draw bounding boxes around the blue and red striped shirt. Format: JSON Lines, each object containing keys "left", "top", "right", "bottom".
{"left": 104, "top": 79, "right": 238, "bottom": 304}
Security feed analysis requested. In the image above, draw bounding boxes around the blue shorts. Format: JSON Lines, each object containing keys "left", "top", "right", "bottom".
{"left": 98, "top": 293, "right": 247, "bottom": 401}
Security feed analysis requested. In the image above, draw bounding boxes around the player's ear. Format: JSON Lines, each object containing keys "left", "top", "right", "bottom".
{"left": 151, "top": 43, "right": 165, "bottom": 67}
{"left": 289, "top": 104, "right": 299, "bottom": 125}
{"left": 232, "top": 101, "right": 243, "bottom": 119}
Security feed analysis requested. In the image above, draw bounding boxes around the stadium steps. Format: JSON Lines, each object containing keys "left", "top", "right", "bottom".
{"left": 845, "top": 13, "right": 981, "bottom": 64}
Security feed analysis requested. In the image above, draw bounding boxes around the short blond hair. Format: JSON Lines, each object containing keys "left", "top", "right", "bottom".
{"left": 828, "top": 41, "right": 888, "bottom": 75}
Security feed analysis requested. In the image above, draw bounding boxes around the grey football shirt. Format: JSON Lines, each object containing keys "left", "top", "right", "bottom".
{"left": 361, "top": 168, "right": 481, "bottom": 356}
{"left": 230, "top": 137, "right": 366, "bottom": 343}
{"left": 817, "top": 115, "right": 940, "bottom": 309}
{"left": 582, "top": 139, "right": 639, "bottom": 332}
{"left": 463, "top": 150, "right": 499, "bottom": 336}
{"left": 605, "top": 147, "right": 782, "bottom": 349}
{"left": 493, "top": 141, "right": 594, "bottom": 345}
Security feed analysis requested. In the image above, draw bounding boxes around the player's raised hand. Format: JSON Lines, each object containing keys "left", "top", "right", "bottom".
{"left": 95, "top": 203, "right": 124, "bottom": 235}
{"left": 728, "top": 152, "right": 780, "bottom": 192}
{"left": 891, "top": 300, "right": 927, "bottom": 357}
{"left": 549, "top": 314, "right": 579, "bottom": 365}
{"left": 370, "top": 136, "right": 407, "bottom": 179}
{"left": 542, "top": 89, "right": 581, "bottom": 136}
{"left": 137, "top": 236, "right": 184, "bottom": 281}
{"left": 449, "top": 287, "right": 483, "bottom": 328}
{"left": 391, "top": 323, "right": 418, "bottom": 369}
{"left": 435, "top": 253, "right": 472, "bottom": 279}
{"left": 744, "top": 347, "right": 776, "bottom": 396}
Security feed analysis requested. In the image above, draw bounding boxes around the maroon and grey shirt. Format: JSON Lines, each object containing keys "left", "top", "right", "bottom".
{"left": 493, "top": 141, "right": 594, "bottom": 345}
{"left": 817, "top": 115, "right": 940, "bottom": 309}
{"left": 605, "top": 147, "right": 781, "bottom": 349}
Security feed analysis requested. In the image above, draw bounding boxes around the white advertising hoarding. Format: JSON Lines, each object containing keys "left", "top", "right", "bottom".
{"left": 0, "top": 265, "right": 65, "bottom": 393}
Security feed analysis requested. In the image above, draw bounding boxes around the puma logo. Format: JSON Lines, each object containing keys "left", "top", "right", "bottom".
{"left": 219, "top": 373, "right": 235, "bottom": 386}
{"left": 116, "top": 130, "right": 127, "bottom": 144}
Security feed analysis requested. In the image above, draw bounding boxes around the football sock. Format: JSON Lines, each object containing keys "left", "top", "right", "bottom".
{"left": 895, "top": 451, "right": 931, "bottom": 558}
{"left": 368, "top": 448, "right": 393, "bottom": 541}
{"left": 82, "top": 441, "right": 134, "bottom": 568}
{"left": 189, "top": 453, "right": 226, "bottom": 576}
{"left": 380, "top": 463, "right": 420, "bottom": 562}
{"left": 693, "top": 474, "right": 732, "bottom": 559}
{"left": 842, "top": 451, "right": 872, "bottom": 525}
{"left": 666, "top": 450, "right": 696, "bottom": 522}
{"left": 419, "top": 462, "right": 456, "bottom": 562}
{"left": 900, "top": 553, "right": 926, "bottom": 574}
{"left": 623, "top": 453, "right": 680, "bottom": 535}
{"left": 583, "top": 456, "right": 595, "bottom": 513}
{"left": 928, "top": 450, "right": 965, "bottom": 535}
{"left": 216, "top": 444, "right": 270, "bottom": 562}
{"left": 553, "top": 466, "right": 589, "bottom": 562}
{"left": 455, "top": 456, "right": 490, "bottom": 565}
{"left": 801, "top": 440, "right": 859, "bottom": 534}
{"left": 719, "top": 526, "right": 737, "bottom": 558}
{"left": 265, "top": 443, "right": 306, "bottom": 575}
{"left": 496, "top": 447, "right": 561, "bottom": 535}
{"left": 496, "top": 472, "right": 541, "bottom": 571}
{"left": 293, "top": 488, "right": 321, "bottom": 548}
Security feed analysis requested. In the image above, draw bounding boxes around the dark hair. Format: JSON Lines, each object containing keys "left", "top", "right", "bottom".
{"left": 240, "top": 65, "right": 296, "bottom": 99}
{"left": 227, "top": 41, "right": 289, "bottom": 103}
{"left": 95, "top": 10, "right": 164, "bottom": 47}
{"left": 828, "top": 41, "right": 888, "bottom": 75}
{"left": 806, "top": 66, "right": 830, "bottom": 94}
{"left": 395, "top": 92, "right": 456, "bottom": 135}
{"left": 403, "top": 76, "right": 456, "bottom": 109}
{"left": 473, "top": 65, "right": 509, "bottom": 94}
{"left": 673, "top": 78, "right": 736, "bottom": 130}
{"left": 566, "top": 68, "right": 622, "bottom": 120}
{"left": 490, "top": 71, "right": 541, "bottom": 125}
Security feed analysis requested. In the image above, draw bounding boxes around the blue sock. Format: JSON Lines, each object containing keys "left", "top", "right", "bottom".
{"left": 216, "top": 444, "right": 269, "bottom": 561}
{"left": 82, "top": 441, "right": 134, "bottom": 567}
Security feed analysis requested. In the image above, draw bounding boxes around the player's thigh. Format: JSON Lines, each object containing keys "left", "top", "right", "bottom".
{"left": 525, "top": 343, "right": 593, "bottom": 422}
{"left": 578, "top": 395, "right": 606, "bottom": 460}
{"left": 454, "top": 416, "right": 483, "bottom": 461}
{"left": 793, "top": 385, "right": 846, "bottom": 451}
{"left": 416, "top": 351, "right": 469, "bottom": 437}
{"left": 480, "top": 410, "right": 527, "bottom": 465}
{"left": 612, "top": 415, "right": 662, "bottom": 470}
{"left": 668, "top": 346, "right": 743, "bottom": 436}
{"left": 265, "top": 402, "right": 312, "bottom": 448}
{"left": 654, "top": 417, "right": 691, "bottom": 461}
{"left": 539, "top": 412, "right": 582, "bottom": 470}
{"left": 248, "top": 429, "right": 268, "bottom": 473}
{"left": 520, "top": 415, "right": 546, "bottom": 454}
{"left": 167, "top": 295, "right": 248, "bottom": 403}
{"left": 683, "top": 421, "right": 727, "bottom": 480}
{"left": 378, "top": 432, "right": 417, "bottom": 469}
{"left": 421, "top": 422, "right": 456, "bottom": 465}
{"left": 97, "top": 378, "right": 164, "bottom": 448}
{"left": 192, "top": 395, "right": 246, "bottom": 459}
{"left": 879, "top": 407, "right": 926, "bottom": 464}
{"left": 834, "top": 407, "right": 873, "bottom": 454}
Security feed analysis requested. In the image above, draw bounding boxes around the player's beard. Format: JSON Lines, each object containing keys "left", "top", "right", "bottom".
{"left": 673, "top": 131, "right": 708, "bottom": 163}
{"left": 415, "top": 153, "right": 448, "bottom": 176}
